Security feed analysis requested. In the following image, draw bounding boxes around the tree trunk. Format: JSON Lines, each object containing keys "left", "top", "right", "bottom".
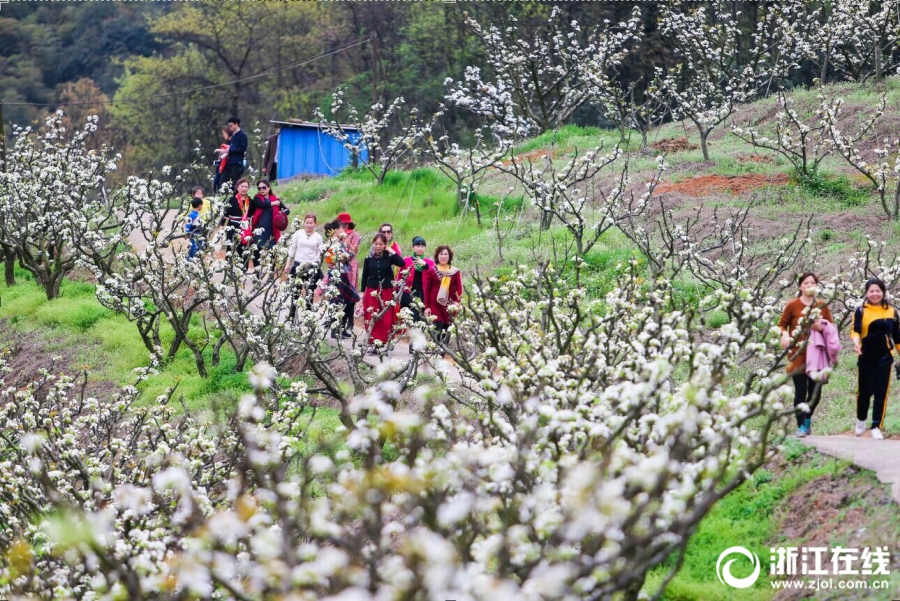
{"left": 137, "top": 320, "right": 159, "bottom": 356}
{"left": 700, "top": 130, "right": 710, "bottom": 162}
{"left": 212, "top": 335, "right": 227, "bottom": 367}
{"left": 540, "top": 210, "right": 553, "bottom": 231}
{"left": 185, "top": 339, "right": 208, "bottom": 378}
{"left": 2, "top": 245, "right": 15, "bottom": 286}
{"left": 44, "top": 272, "right": 62, "bottom": 300}
{"left": 875, "top": 42, "right": 883, "bottom": 83}
{"left": 167, "top": 332, "right": 184, "bottom": 363}
{"left": 234, "top": 348, "right": 249, "bottom": 373}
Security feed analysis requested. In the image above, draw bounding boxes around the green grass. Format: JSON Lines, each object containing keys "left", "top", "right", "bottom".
{"left": 280, "top": 167, "right": 486, "bottom": 252}
{"left": 0, "top": 267, "right": 342, "bottom": 430}
{"left": 643, "top": 449, "right": 846, "bottom": 600}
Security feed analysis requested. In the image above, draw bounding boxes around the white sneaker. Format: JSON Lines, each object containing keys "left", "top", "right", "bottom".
{"left": 872, "top": 427, "right": 884, "bottom": 440}
{"left": 855, "top": 420, "right": 866, "bottom": 437}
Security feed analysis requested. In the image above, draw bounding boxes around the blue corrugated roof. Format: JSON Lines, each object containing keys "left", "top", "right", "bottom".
{"left": 275, "top": 121, "right": 368, "bottom": 179}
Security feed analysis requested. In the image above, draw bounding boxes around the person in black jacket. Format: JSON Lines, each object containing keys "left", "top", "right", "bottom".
{"left": 223, "top": 116, "right": 248, "bottom": 191}
{"left": 218, "top": 177, "right": 252, "bottom": 261}
{"left": 245, "top": 179, "right": 284, "bottom": 272}
{"left": 361, "top": 233, "right": 405, "bottom": 348}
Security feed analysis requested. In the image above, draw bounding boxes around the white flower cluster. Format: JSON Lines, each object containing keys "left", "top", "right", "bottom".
{"left": 0, "top": 113, "right": 122, "bottom": 300}
{"left": 0, "top": 240, "right": 798, "bottom": 598}
{"left": 444, "top": 7, "right": 642, "bottom": 138}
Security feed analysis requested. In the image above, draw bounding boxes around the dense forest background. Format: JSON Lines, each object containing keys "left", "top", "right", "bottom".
{"left": 0, "top": 1, "right": 827, "bottom": 176}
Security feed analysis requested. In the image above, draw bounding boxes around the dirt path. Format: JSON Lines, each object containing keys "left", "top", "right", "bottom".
{"left": 123, "top": 210, "right": 465, "bottom": 384}
{"left": 805, "top": 435, "right": 900, "bottom": 504}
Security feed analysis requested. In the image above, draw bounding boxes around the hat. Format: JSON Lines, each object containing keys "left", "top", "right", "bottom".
{"left": 336, "top": 212, "right": 353, "bottom": 224}
{"left": 412, "top": 236, "right": 426, "bottom": 246}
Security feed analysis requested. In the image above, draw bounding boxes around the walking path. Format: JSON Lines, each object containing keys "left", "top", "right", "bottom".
{"left": 805, "top": 435, "right": 900, "bottom": 504}
{"left": 124, "top": 209, "right": 467, "bottom": 384}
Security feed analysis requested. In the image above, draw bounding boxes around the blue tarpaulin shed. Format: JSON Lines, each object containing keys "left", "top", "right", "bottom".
{"left": 272, "top": 120, "right": 367, "bottom": 179}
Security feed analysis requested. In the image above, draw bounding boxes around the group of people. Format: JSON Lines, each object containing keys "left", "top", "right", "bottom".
{"left": 780, "top": 273, "right": 898, "bottom": 441}
{"left": 186, "top": 180, "right": 464, "bottom": 352}
{"left": 283, "top": 212, "right": 463, "bottom": 353}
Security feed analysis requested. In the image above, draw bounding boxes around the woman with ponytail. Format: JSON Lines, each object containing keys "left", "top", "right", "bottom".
{"left": 778, "top": 272, "right": 833, "bottom": 437}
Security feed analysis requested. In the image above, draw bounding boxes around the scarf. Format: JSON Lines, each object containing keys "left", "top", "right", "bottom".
{"left": 435, "top": 264, "right": 459, "bottom": 306}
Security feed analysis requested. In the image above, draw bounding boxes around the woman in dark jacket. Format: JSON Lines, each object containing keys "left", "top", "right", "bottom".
{"left": 361, "top": 233, "right": 405, "bottom": 348}
{"left": 246, "top": 179, "right": 285, "bottom": 271}
{"left": 219, "top": 177, "right": 252, "bottom": 260}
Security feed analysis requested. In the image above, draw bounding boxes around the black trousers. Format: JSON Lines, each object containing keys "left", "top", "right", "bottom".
{"left": 288, "top": 264, "right": 323, "bottom": 320}
{"left": 857, "top": 362, "right": 892, "bottom": 428}
{"left": 435, "top": 321, "right": 451, "bottom": 345}
{"left": 791, "top": 374, "right": 822, "bottom": 427}
{"left": 401, "top": 290, "right": 425, "bottom": 323}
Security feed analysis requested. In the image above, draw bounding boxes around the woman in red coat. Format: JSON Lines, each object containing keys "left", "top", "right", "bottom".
{"left": 423, "top": 245, "right": 463, "bottom": 346}
{"left": 361, "top": 233, "right": 405, "bottom": 350}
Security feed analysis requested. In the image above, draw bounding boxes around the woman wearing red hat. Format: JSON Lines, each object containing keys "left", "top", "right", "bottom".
{"left": 336, "top": 212, "right": 360, "bottom": 292}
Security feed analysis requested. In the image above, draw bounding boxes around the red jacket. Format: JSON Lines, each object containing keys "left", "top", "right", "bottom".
{"left": 423, "top": 266, "right": 463, "bottom": 324}
{"left": 397, "top": 255, "right": 436, "bottom": 293}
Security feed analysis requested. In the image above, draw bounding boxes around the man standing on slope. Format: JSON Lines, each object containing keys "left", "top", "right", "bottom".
{"left": 223, "top": 116, "right": 248, "bottom": 192}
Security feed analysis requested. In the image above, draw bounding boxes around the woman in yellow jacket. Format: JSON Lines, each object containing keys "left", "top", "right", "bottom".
{"left": 850, "top": 278, "right": 900, "bottom": 440}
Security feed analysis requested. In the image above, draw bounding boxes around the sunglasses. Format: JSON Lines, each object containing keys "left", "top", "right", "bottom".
{"left": 258, "top": 186, "right": 269, "bottom": 190}
{"left": 380, "top": 229, "right": 392, "bottom": 234}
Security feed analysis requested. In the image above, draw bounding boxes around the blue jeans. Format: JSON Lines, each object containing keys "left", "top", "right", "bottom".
{"left": 188, "top": 238, "right": 205, "bottom": 260}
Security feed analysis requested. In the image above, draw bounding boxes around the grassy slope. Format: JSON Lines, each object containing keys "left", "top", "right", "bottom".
{"left": 1, "top": 80, "right": 899, "bottom": 599}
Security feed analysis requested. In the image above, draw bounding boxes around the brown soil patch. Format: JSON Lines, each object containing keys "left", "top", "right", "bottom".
{"left": 657, "top": 173, "right": 789, "bottom": 197}
{"left": 0, "top": 319, "right": 118, "bottom": 400}
{"left": 501, "top": 149, "right": 549, "bottom": 166}
{"left": 500, "top": 147, "right": 576, "bottom": 167}
{"left": 769, "top": 449, "right": 900, "bottom": 600}
{"left": 737, "top": 154, "right": 777, "bottom": 165}
{"left": 651, "top": 137, "right": 698, "bottom": 153}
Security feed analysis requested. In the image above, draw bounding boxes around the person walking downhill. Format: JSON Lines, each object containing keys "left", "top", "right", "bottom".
{"left": 424, "top": 245, "right": 463, "bottom": 349}
{"left": 219, "top": 177, "right": 252, "bottom": 262}
{"left": 336, "top": 212, "right": 361, "bottom": 286}
{"left": 361, "top": 233, "right": 405, "bottom": 352}
{"left": 285, "top": 213, "right": 324, "bottom": 321}
{"left": 778, "top": 272, "right": 834, "bottom": 438}
{"left": 398, "top": 236, "right": 435, "bottom": 323}
{"left": 190, "top": 186, "right": 209, "bottom": 216}
{"left": 380, "top": 223, "right": 402, "bottom": 256}
{"left": 322, "top": 220, "right": 358, "bottom": 339}
{"left": 245, "top": 180, "right": 285, "bottom": 272}
{"left": 184, "top": 196, "right": 207, "bottom": 260}
{"left": 850, "top": 278, "right": 900, "bottom": 440}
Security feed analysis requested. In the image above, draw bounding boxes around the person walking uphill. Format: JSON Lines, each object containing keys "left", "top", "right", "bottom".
{"left": 778, "top": 272, "right": 834, "bottom": 438}
{"left": 361, "top": 233, "right": 405, "bottom": 351}
{"left": 850, "top": 278, "right": 900, "bottom": 440}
